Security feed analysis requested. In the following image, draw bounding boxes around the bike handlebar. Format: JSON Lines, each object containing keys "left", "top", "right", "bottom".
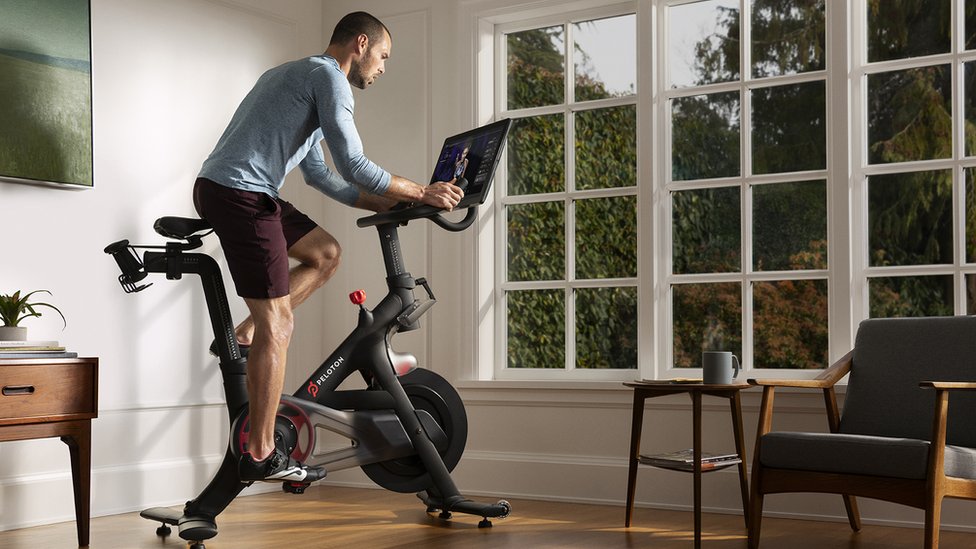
{"left": 356, "top": 177, "right": 480, "bottom": 232}
{"left": 429, "top": 207, "right": 478, "bottom": 232}
{"left": 356, "top": 204, "right": 478, "bottom": 232}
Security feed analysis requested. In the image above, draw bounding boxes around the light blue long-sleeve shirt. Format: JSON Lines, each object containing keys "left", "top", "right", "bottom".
{"left": 199, "top": 55, "right": 391, "bottom": 205}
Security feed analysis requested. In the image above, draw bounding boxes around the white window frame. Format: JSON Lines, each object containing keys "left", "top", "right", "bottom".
{"left": 466, "top": 0, "right": 644, "bottom": 382}
{"left": 658, "top": 0, "right": 847, "bottom": 380}
{"left": 851, "top": 0, "right": 976, "bottom": 320}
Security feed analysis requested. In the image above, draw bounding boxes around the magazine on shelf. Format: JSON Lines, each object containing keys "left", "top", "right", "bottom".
{"left": 635, "top": 378, "right": 703, "bottom": 384}
{"left": 639, "top": 448, "right": 742, "bottom": 471}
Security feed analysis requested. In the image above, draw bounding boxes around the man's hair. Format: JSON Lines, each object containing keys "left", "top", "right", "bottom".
{"left": 329, "top": 12, "right": 390, "bottom": 47}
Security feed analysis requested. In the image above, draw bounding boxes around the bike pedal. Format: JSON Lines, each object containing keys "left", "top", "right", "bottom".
{"left": 282, "top": 481, "right": 311, "bottom": 494}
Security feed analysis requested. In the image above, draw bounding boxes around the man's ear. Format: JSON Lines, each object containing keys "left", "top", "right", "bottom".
{"left": 356, "top": 33, "right": 369, "bottom": 54}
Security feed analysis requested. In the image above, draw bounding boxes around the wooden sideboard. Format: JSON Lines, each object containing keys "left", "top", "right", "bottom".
{"left": 0, "top": 357, "right": 98, "bottom": 546}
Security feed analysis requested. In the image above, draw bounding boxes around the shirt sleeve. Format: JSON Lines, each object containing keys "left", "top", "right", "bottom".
{"left": 298, "top": 142, "right": 361, "bottom": 206}
{"left": 311, "top": 68, "right": 392, "bottom": 195}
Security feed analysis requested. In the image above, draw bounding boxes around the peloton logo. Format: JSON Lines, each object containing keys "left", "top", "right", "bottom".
{"left": 309, "top": 356, "right": 345, "bottom": 396}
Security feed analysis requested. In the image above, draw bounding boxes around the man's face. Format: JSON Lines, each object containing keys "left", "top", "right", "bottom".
{"left": 350, "top": 32, "right": 390, "bottom": 90}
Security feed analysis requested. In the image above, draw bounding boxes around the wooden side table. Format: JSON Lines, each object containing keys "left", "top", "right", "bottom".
{"left": 0, "top": 357, "right": 98, "bottom": 546}
{"left": 624, "top": 381, "right": 750, "bottom": 547}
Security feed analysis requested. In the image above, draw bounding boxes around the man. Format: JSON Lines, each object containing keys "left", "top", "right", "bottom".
{"left": 192, "top": 12, "right": 462, "bottom": 483}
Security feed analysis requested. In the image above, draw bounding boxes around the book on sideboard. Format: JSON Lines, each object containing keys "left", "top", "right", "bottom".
{"left": 0, "top": 341, "right": 74, "bottom": 359}
{"left": 0, "top": 351, "right": 78, "bottom": 359}
{"left": 0, "top": 340, "right": 65, "bottom": 352}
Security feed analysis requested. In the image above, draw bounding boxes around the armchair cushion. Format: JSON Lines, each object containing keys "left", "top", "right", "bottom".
{"left": 760, "top": 432, "right": 976, "bottom": 480}
{"left": 840, "top": 316, "right": 976, "bottom": 448}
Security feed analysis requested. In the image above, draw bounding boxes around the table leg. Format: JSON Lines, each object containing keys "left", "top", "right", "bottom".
{"left": 61, "top": 421, "right": 91, "bottom": 547}
{"left": 730, "top": 392, "right": 750, "bottom": 530}
{"left": 625, "top": 390, "right": 646, "bottom": 527}
{"left": 692, "top": 392, "right": 702, "bottom": 549}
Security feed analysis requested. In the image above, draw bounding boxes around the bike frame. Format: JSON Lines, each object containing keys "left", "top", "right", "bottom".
{"left": 133, "top": 219, "right": 476, "bottom": 531}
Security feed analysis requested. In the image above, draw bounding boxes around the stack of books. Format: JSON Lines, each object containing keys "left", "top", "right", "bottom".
{"left": 638, "top": 448, "right": 742, "bottom": 472}
{"left": 0, "top": 340, "right": 77, "bottom": 359}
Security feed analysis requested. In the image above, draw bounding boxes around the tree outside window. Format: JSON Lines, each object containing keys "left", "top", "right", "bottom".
{"left": 503, "top": 14, "right": 638, "bottom": 372}
{"left": 668, "top": 0, "right": 828, "bottom": 370}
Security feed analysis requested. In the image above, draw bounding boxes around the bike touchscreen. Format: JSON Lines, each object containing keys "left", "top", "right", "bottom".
{"left": 429, "top": 118, "right": 512, "bottom": 207}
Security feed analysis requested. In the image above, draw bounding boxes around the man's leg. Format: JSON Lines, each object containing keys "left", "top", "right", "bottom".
{"left": 193, "top": 180, "right": 326, "bottom": 481}
{"left": 231, "top": 227, "right": 341, "bottom": 346}
{"left": 238, "top": 228, "right": 338, "bottom": 482}
{"left": 241, "top": 295, "right": 293, "bottom": 461}
{"left": 239, "top": 290, "right": 325, "bottom": 482}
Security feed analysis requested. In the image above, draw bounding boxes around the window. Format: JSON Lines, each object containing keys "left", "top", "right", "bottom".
{"left": 858, "top": 0, "right": 976, "bottom": 317}
{"left": 497, "top": 9, "right": 638, "bottom": 378}
{"left": 476, "top": 0, "right": 976, "bottom": 383}
{"left": 666, "top": 0, "right": 829, "bottom": 371}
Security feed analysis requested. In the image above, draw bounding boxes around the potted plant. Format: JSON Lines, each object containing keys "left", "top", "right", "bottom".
{"left": 0, "top": 290, "right": 66, "bottom": 341}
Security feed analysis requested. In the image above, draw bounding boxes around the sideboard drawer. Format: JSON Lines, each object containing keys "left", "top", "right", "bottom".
{"left": 0, "top": 362, "right": 97, "bottom": 424}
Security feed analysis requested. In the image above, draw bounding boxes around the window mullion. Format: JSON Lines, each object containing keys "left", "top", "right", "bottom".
{"left": 740, "top": 0, "right": 753, "bottom": 372}
{"left": 953, "top": 0, "right": 966, "bottom": 316}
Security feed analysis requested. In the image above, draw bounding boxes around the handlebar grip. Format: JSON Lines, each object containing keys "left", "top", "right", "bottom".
{"left": 104, "top": 239, "right": 152, "bottom": 293}
{"left": 430, "top": 207, "right": 478, "bottom": 232}
{"left": 104, "top": 239, "right": 130, "bottom": 255}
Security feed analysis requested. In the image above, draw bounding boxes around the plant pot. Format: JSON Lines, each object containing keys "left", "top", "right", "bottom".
{"left": 0, "top": 326, "right": 27, "bottom": 341}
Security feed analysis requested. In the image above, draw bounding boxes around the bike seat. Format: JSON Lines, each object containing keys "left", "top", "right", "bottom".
{"left": 154, "top": 216, "right": 212, "bottom": 240}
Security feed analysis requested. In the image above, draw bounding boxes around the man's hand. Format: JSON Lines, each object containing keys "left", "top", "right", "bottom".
{"left": 385, "top": 175, "right": 464, "bottom": 211}
{"left": 420, "top": 179, "right": 464, "bottom": 211}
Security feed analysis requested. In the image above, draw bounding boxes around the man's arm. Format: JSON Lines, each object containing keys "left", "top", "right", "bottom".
{"left": 353, "top": 191, "right": 398, "bottom": 212}
{"left": 314, "top": 73, "right": 392, "bottom": 194}
{"left": 311, "top": 67, "right": 464, "bottom": 210}
{"left": 298, "top": 144, "right": 361, "bottom": 206}
{"left": 353, "top": 176, "right": 463, "bottom": 212}
{"left": 301, "top": 143, "right": 463, "bottom": 211}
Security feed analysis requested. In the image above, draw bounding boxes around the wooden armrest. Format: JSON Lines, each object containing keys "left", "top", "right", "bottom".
{"left": 748, "top": 378, "right": 833, "bottom": 388}
{"left": 920, "top": 381, "right": 976, "bottom": 390}
{"left": 748, "top": 351, "right": 852, "bottom": 389}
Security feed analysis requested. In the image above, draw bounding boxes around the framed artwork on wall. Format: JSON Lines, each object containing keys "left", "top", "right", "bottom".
{"left": 0, "top": 0, "right": 92, "bottom": 188}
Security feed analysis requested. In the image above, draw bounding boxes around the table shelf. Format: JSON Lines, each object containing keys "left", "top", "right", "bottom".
{"left": 639, "top": 457, "right": 743, "bottom": 473}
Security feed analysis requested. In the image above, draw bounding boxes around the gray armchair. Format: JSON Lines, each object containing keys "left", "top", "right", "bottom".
{"left": 748, "top": 316, "right": 976, "bottom": 549}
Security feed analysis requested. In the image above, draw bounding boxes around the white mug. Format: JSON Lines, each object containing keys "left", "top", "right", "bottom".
{"left": 702, "top": 351, "right": 740, "bottom": 384}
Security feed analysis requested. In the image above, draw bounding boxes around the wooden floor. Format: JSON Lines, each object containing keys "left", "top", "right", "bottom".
{"left": 1, "top": 485, "right": 974, "bottom": 548}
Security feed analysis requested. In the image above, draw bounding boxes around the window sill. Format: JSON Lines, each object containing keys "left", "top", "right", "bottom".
{"left": 455, "top": 378, "right": 630, "bottom": 392}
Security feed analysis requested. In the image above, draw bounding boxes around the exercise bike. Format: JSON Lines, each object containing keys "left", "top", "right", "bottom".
{"left": 104, "top": 178, "right": 510, "bottom": 549}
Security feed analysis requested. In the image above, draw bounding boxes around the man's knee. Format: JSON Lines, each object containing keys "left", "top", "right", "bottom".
{"left": 291, "top": 228, "right": 341, "bottom": 279}
{"left": 318, "top": 237, "right": 341, "bottom": 274}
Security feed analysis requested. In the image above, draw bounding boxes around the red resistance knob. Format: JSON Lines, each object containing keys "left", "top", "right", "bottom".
{"left": 349, "top": 289, "right": 367, "bottom": 305}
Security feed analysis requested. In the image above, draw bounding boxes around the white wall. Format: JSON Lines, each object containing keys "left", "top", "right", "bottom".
{"left": 0, "top": 0, "right": 323, "bottom": 531}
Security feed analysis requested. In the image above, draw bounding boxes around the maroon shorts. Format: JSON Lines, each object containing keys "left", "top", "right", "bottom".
{"left": 193, "top": 178, "right": 318, "bottom": 299}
